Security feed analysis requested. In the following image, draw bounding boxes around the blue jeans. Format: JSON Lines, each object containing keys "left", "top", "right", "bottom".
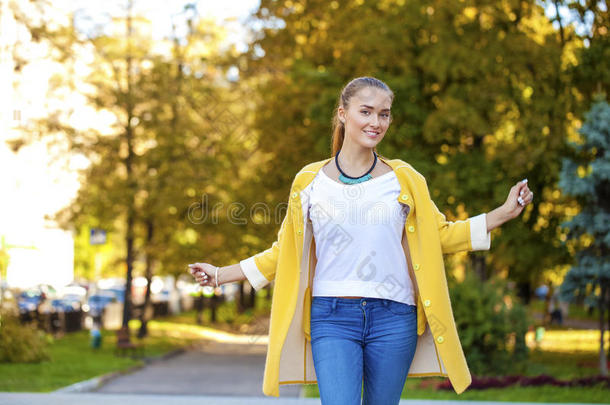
{"left": 310, "top": 296, "right": 418, "bottom": 405}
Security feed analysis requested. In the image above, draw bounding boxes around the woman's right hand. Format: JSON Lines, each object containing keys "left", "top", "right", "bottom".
{"left": 188, "top": 262, "right": 219, "bottom": 287}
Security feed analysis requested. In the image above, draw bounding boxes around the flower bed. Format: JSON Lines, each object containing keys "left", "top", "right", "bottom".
{"left": 437, "top": 374, "right": 610, "bottom": 390}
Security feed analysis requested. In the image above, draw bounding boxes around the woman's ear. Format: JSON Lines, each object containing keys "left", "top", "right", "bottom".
{"left": 338, "top": 106, "right": 345, "bottom": 123}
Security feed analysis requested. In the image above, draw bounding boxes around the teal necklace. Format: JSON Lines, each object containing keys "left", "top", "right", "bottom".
{"left": 336, "top": 150, "right": 377, "bottom": 184}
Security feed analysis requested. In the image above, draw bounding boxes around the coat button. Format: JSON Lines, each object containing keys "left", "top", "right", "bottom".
{"left": 401, "top": 194, "right": 409, "bottom": 201}
{"left": 414, "top": 263, "right": 420, "bottom": 271}
{"left": 436, "top": 336, "right": 444, "bottom": 344}
{"left": 424, "top": 299, "right": 431, "bottom": 307}
{"left": 297, "top": 229, "right": 302, "bottom": 235}
{"left": 292, "top": 192, "right": 298, "bottom": 198}
{"left": 408, "top": 225, "right": 415, "bottom": 233}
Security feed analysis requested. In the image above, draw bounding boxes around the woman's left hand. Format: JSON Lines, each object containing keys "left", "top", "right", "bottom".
{"left": 502, "top": 179, "right": 534, "bottom": 219}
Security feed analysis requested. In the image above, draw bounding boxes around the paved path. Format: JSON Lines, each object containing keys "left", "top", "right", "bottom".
{"left": 96, "top": 340, "right": 301, "bottom": 397}
{"left": 0, "top": 393, "right": 598, "bottom": 405}
{"left": 1, "top": 333, "right": 598, "bottom": 405}
{"left": 531, "top": 312, "right": 597, "bottom": 330}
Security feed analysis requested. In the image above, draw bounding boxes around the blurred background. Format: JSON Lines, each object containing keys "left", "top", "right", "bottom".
{"left": 0, "top": 0, "right": 608, "bottom": 402}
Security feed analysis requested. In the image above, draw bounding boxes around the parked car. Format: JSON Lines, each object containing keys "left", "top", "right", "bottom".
{"left": 17, "top": 290, "right": 43, "bottom": 314}
{"left": 84, "top": 291, "right": 117, "bottom": 318}
{"left": 62, "top": 293, "right": 85, "bottom": 309}
{"left": 61, "top": 285, "right": 87, "bottom": 300}
{"left": 50, "top": 297, "right": 81, "bottom": 313}
{"left": 151, "top": 289, "right": 170, "bottom": 303}
{"left": 1, "top": 280, "right": 11, "bottom": 300}
{"left": 103, "top": 287, "right": 125, "bottom": 303}
{"left": 46, "top": 296, "right": 85, "bottom": 333}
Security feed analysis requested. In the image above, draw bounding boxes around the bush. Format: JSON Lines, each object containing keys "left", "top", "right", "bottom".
{"left": 0, "top": 314, "right": 51, "bottom": 363}
{"left": 449, "top": 272, "right": 529, "bottom": 375}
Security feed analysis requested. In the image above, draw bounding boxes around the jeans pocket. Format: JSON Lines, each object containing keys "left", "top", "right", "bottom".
{"left": 311, "top": 298, "right": 333, "bottom": 318}
{"left": 385, "top": 300, "right": 415, "bottom": 315}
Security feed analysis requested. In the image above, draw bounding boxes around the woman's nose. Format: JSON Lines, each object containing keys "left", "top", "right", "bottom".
{"left": 370, "top": 115, "right": 380, "bottom": 127}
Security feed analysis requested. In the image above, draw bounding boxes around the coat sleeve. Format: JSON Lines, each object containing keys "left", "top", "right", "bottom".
{"left": 415, "top": 170, "right": 491, "bottom": 253}
{"left": 430, "top": 199, "right": 491, "bottom": 254}
{"left": 401, "top": 162, "right": 492, "bottom": 255}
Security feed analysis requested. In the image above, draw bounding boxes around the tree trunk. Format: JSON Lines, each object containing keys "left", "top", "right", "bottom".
{"left": 249, "top": 283, "right": 256, "bottom": 309}
{"left": 606, "top": 283, "right": 610, "bottom": 368}
{"left": 195, "top": 290, "right": 204, "bottom": 325}
{"left": 471, "top": 254, "right": 486, "bottom": 281}
{"left": 544, "top": 284, "right": 554, "bottom": 325}
{"left": 237, "top": 280, "right": 245, "bottom": 313}
{"left": 210, "top": 293, "right": 218, "bottom": 323}
{"left": 249, "top": 285, "right": 256, "bottom": 309}
{"left": 599, "top": 283, "right": 608, "bottom": 376}
{"left": 138, "top": 219, "right": 154, "bottom": 338}
{"left": 120, "top": 0, "right": 135, "bottom": 335}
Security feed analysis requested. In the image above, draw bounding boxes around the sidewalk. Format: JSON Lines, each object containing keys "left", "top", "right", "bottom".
{"left": 0, "top": 393, "right": 598, "bottom": 405}
{"left": 88, "top": 340, "right": 301, "bottom": 397}
{"left": 531, "top": 312, "right": 597, "bottom": 330}
{"left": 2, "top": 330, "right": 598, "bottom": 405}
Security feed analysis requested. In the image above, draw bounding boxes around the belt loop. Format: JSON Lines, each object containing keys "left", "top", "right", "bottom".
{"left": 332, "top": 297, "right": 337, "bottom": 311}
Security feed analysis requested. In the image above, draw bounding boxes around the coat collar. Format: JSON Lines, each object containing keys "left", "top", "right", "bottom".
{"left": 292, "top": 155, "right": 414, "bottom": 214}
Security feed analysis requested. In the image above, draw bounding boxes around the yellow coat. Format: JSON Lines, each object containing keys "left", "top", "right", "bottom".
{"left": 239, "top": 155, "right": 491, "bottom": 397}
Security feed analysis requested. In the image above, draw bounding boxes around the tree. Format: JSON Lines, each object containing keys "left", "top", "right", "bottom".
{"left": 559, "top": 96, "right": 610, "bottom": 375}
{"left": 43, "top": 4, "right": 261, "bottom": 335}
{"left": 544, "top": 0, "right": 610, "bottom": 113}
{"left": 239, "top": 0, "right": 574, "bottom": 293}
{"left": 16, "top": 0, "right": 151, "bottom": 332}
{"left": 132, "top": 8, "right": 257, "bottom": 335}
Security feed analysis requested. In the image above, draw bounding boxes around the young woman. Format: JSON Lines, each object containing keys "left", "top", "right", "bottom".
{"left": 189, "top": 77, "right": 533, "bottom": 404}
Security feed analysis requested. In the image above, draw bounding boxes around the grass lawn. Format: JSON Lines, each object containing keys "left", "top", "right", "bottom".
{"left": 3, "top": 292, "right": 608, "bottom": 400}
{"left": 303, "top": 342, "right": 610, "bottom": 403}
{"left": 0, "top": 296, "right": 270, "bottom": 393}
{"left": 0, "top": 325, "right": 192, "bottom": 392}
{"left": 529, "top": 298, "right": 598, "bottom": 323}
{"left": 304, "top": 381, "right": 610, "bottom": 403}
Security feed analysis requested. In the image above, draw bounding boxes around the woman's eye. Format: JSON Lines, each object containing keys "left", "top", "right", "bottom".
{"left": 361, "top": 110, "right": 390, "bottom": 118}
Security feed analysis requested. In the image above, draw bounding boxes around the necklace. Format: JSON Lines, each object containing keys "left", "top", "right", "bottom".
{"left": 335, "top": 150, "right": 377, "bottom": 184}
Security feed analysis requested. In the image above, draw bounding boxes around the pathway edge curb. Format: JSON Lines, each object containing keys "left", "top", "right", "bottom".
{"left": 53, "top": 348, "right": 187, "bottom": 393}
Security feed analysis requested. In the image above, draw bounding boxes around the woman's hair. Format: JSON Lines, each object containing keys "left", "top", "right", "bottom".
{"left": 330, "top": 76, "right": 394, "bottom": 157}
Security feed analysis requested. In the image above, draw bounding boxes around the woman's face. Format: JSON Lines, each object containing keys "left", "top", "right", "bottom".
{"left": 338, "top": 87, "right": 392, "bottom": 149}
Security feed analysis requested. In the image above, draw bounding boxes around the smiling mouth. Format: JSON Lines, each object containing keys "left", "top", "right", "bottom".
{"left": 364, "top": 130, "right": 380, "bottom": 137}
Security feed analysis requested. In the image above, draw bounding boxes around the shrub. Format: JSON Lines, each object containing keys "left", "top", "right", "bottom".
{"left": 449, "top": 272, "right": 529, "bottom": 375}
{"left": 0, "top": 314, "right": 51, "bottom": 363}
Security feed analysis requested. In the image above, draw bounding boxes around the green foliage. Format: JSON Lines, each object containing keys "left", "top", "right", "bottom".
{"left": 306, "top": 375, "right": 610, "bottom": 403}
{"left": 0, "top": 315, "right": 50, "bottom": 363}
{"left": 449, "top": 273, "right": 529, "bottom": 375}
{"left": 0, "top": 327, "right": 188, "bottom": 392}
{"left": 43, "top": 10, "right": 257, "bottom": 281}
{"left": 243, "top": 0, "right": 576, "bottom": 284}
{"left": 558, "top": 97, "right": 610, "bottom": 308}
{"left": 554, "top": 0, "right": 610, "bottom": 107}
{"left": 17, "top": 0, "right": 607, "bottom": 298}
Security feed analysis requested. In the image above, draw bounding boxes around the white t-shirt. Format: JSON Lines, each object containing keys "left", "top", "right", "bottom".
{"left": 308, "top": 168, "right": 416, "bottom": 305}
